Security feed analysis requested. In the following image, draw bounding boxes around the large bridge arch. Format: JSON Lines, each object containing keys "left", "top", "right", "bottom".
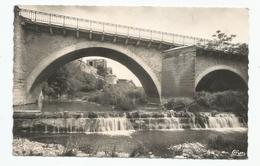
{"left": 195, "top": 65, "right": 248, "bottom": 92}
{"left": 26, "top": 42, "right": 161, "bottom": 103}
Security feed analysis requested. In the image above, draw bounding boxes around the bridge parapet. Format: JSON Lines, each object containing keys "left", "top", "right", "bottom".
{"left": 16, "top": 7, "right": 211, "bottom": 48}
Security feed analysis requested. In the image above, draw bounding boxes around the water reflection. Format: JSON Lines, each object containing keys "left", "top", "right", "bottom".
{"left": 14, "top": 100, "right": 114, "bottom": 112}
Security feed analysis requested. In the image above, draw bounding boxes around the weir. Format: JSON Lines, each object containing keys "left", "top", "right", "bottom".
{"left": 14, "top": 111, "right": 247, "bottom": 135}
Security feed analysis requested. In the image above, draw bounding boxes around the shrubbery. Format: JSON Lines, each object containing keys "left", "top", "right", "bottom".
{"left": 163, "top": 90, "right": 248, "bottom": 116}
{"left": 42, "top": 66, "right": 76, "bottom": 99}
{"left": 42, "top": 61, "right": 99, "bottom": 99}
{"left": 89, "top": 85, "right": 147, "bottom": 111}
{"left": 194, "top": 90, "right": 248, "bottom": 115}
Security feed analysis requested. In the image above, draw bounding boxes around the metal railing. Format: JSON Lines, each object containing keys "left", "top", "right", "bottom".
{"left": 18, "top": 8, "right": 211, "bottom": 46}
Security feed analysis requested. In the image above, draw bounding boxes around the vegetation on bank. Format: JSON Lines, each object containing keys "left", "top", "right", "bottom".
{"left": 41, "top": 60, "right": 147, "bottom": 111}
{"left": 194, "top": 90, "right": 248, "bottom": 114}
{"left": 42, "top": 62, "right": 248, "bottom": 113}
{"left": 164, "top": 90, "right": 248, "bottom": 117}
{"left": 89, "top": 84, "right": 147, "bottom": 111}
{"left": 42, "top": 61, "right": 105, "bottom": 100}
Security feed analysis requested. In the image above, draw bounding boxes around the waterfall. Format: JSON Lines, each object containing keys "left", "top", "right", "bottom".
{"left": 17, "top": 111, "right": 246, "bottom": 135}
{"left": 146, "top": 117, "right": 181, "bottom": 130}
{"left": 85, "top": 116, "right": 134, "bottom": 132}
{"left": 38, "top": 90, "right": 44, "bottom": 110}
{"left": 207, "top": 113, "right": 242, "bottom": 128}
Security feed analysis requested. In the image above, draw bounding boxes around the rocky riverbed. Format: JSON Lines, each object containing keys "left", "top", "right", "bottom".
{"left": 13, "top": 138, "right": 130, "bottom": 157}
{"left": 13, "top": 138, "right": 246, "bottom": 159}
{"left": 13, "top": 138, "right": 89, "bottom": 156}
{"left": 13, "top": 138, "right": 66, "bottom": 156}
{"left": 168, "top": 142, "right": 247, "bottom": 159}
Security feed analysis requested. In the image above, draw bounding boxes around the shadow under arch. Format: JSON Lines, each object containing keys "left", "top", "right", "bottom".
{"left": 27, "top": 42, "right": 161, "bottom": 103}
{"left": 195, "top": 65, "right": 248, "bottom": 92}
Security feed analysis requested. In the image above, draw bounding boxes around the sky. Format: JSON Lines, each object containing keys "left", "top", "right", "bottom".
{"left": 20, "top": 6, "right": 249, "bottom": 87}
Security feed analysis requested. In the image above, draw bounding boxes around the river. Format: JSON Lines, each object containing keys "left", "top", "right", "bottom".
{"left": 13, "top": 100, "right": 248, "bottom": 158}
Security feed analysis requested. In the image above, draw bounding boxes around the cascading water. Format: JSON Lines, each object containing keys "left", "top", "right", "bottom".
{"left": 207, "top": 113, "right": 242, "bottom": 128}
{"left": 14, "top": 111, "right": 246, "bottom": 135}
{"left": 142, "top": 113, "right": 181, "bottom": 130}
{"left": 84, "top": 116, "right": 134, "bottom": 133}
{"left": 34, "top": 113, "right": 134, "bottom": 135}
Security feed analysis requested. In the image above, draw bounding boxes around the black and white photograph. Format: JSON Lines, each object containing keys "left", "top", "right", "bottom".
{"left": 11, "top": 5, "right": 250, "bottom": 159}
{"left": 1, "top": 1, "right": 260, "bottom": 165}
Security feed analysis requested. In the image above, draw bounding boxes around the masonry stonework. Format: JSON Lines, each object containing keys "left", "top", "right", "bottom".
{"left": 195, "top": 51, "right": 248, "bottom": 88}
{"left": 161, "top": 46, "right": 196, "bottom": 98}
{"left": 13, "top": 15, "right": 163, "bottom": 105}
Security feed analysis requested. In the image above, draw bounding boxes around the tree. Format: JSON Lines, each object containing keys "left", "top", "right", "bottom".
{"left": 42, "top": 66, "right": 75, "bottom": 99}
{"left": 79, "top": 72, "right": 97, "bottom": 92}
{"left": 197, "top": 30, "right": 248, "bottom": 56}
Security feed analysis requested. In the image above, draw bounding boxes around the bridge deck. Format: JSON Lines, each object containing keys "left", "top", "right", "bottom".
{"left": 17, "top": 8, "right": 211, "bottom": 47}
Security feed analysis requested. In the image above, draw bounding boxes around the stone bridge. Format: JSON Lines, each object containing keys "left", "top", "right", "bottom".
{"left": 13, "top": 7, "right": 248, "bottom": 106}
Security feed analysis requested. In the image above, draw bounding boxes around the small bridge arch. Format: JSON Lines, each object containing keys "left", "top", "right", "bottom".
{"left": 195, "top": 65, "right": 248, "bottom": 92}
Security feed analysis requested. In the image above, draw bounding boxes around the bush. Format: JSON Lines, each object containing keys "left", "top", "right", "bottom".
{"left": 117, "top": 96, "right": 135, "bottom": 111}
{"left": 79, "top": 73, "right": 97, "bottom": 92}
{"left": 43, "top": 61, "right": 98, "bottom": 99}
{"left": 89, "top": 85, "right": 147, "bottom": 110}
{"left": 42, "top": 66, "right": 77, "bottom": 99}
{"left": 194, "top": 90, "right": 248, "bottom": 115}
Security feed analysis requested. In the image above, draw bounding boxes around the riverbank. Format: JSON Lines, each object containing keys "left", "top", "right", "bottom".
{"left": 168, "top": 142, "right": 247, "bottom": 159}
{"left": 13, "top": 137, "right": 246, "bottom": 159}
{"left": 13, "top": 138, "right": 89, "bottom": 156}
{"left": 13, "top": 138, "right": 65, "bottom": 156}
